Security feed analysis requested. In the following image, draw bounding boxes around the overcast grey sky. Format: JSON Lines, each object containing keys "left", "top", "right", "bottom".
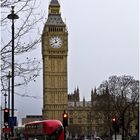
{"left": 1, "top": 0, "right": 139, "bottom": 124}
{"left": 61, "top": 0, "right": 139, "bottom": 97}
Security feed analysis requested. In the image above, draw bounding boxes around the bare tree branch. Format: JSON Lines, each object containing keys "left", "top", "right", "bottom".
{"left": 1, "top": 0, "right": 44, "bottom": 98}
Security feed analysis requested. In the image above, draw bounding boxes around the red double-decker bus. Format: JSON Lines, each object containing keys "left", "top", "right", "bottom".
{"left": 24, "top": 120, "right": 64, "bottom": 140}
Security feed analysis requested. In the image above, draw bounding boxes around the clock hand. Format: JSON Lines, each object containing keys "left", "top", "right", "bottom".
{"left": 55, "top": 39, "right": 57, "bottom": 43}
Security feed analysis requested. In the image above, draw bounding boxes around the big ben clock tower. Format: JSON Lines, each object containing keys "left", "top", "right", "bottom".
{"left": 42, "top": 0, "right": 68, "bottom": 121}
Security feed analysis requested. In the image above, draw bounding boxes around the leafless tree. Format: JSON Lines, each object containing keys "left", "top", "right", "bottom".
{"left": 1, "top": 0, "right": 45, "bottom": 97}
{"left": 93, "top": 87, "right": 114, "bottom": 139}
{"left": 97, "top": 75, "right": 139, "bottom": 139}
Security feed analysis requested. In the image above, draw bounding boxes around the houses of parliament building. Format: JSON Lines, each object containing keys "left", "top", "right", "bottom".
{"left": 40, "top": 0, "right": 138, "bottom": 137}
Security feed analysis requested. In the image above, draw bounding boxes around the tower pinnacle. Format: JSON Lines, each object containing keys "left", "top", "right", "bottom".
{"left": 49, "top": 0, "right": 60, "bottom": 15}
{"left": 50, "top": 0, "right": 60, "bottom": 6}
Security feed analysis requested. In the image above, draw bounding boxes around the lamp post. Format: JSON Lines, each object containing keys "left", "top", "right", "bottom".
{"left": 7, "top": 71, "right": 11, "bottom": 112}
{"left": 7, "top": 6, "right": 19, "bottom": 137}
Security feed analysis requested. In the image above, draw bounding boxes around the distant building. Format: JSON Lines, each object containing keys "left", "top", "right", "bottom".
{"left": 21, "top": 115, "right": 42, "bottom": 125}
{"left": 67, "top": 87, "right": 139, "bottom": 138}
{"left": 67, "top": 87, "right": 104, "bottom": 137}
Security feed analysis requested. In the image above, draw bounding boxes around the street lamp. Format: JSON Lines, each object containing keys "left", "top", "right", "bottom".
{"left": 7, "top": 71, "right": 11, "bottom": 112}
{"left": 7, "top": 6, "right": 19, "bottom": 137}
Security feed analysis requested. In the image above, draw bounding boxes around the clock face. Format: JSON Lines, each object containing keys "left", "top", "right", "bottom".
{"left": 49, "top": 36, "right": 63, "bottom": 48}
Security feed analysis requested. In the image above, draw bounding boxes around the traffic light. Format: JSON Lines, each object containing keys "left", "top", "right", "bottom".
{"left": 112, "top": 116, "right": 119, "bottom": 133}
{"left": 112, "top": 117, "right": 116, "bottom": 123}
{"left": 112, "top": 116, "right": 118, "bottom": 131}
{"left": 63, "top": 111, "right": 68, "bottom": 127}
{"left": 112, "top": 117, "right": 117, "bottom": 125}
{"left": 4, "top": 108, "right": 9, "bottom": 126}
